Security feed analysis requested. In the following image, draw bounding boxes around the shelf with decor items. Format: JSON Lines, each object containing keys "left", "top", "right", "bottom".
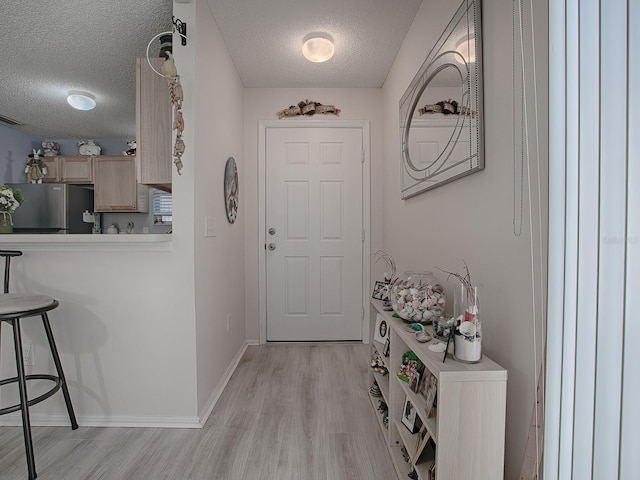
{"left": 369, "top": 329, "right": 391, "bottom": 443}
{"left": 395, "top": 418, "right": 437, "bottom": 480}
{"left": 369, "top": 299, "right": 508, "bottom": 480}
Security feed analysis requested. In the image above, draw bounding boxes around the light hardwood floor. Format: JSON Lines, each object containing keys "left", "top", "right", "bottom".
{"left": 0, "top": 344, "right": 397, "bottom": 480}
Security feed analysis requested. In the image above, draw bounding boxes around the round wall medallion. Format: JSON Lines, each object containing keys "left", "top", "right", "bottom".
{"left": 224, "top": 157, "right": 239, "bottom": 223}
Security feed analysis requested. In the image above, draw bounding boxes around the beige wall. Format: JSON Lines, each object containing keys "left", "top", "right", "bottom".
{"left": 242, "top": 88, "right": 383, "bottom": 342}
{"left": 192, "top": 0, "right": 246, "bottom": 416}
{"left": 382, "top": 0, "right": 548, "bottom": 478}
{"left": 0, "top": 3, "right": 549, "bottom": 471}
{"left": 0, "top": 0, "right": 247, "bottom": 427}
{"left": 0, "top": 199, "right": 198, "bottom": 422}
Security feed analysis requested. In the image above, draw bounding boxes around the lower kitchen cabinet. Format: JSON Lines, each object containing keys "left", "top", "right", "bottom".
{"left": 94, "top": 156, "right": 148, "bottom": 212}
{"left": 369, "top": 299, "right": 507, "bottom": 480}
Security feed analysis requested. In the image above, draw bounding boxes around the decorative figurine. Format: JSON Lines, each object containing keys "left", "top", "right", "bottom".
{"left": 41, "top": 141, "right": 60, "bottom": 156}
{"left": 123, "top": 140, "right": 136, "bottom": 156}
{"left": 25, "top": 149, "right": 47, "bottom": 183}
{"left": 77, "top": 140, "right": 101, "bottom": 156}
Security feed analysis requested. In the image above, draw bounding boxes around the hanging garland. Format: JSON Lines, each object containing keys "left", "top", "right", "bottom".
{"left": 146, "top": 28, "right": 187, "bottom": 175}
{"left": 168, "top": 78, "right": 184, "bottom": 175}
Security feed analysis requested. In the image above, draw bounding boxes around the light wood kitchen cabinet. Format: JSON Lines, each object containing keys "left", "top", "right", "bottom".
{"left": 41, "top": 157, "right": 60, "bottom": 182}
{"left": 136, "top": 57, "right": 172, "bottom": 191}
{"left": 59, "top": 156, "right": 93, "bottom": 183}
{"left": 94, "top": 156, "right": 148, "bottom": 212}
{"left": 40, "top": 156, "right": 93, "bottom": 183}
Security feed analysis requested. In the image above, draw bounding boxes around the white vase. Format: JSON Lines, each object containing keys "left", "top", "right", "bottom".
{"left": 453, "top": 282, "right": 482, "bottom": 363}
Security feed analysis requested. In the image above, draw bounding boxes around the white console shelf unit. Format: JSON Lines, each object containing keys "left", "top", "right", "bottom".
{"left": 368, "top": 299, "right": 507, "bottom": 480}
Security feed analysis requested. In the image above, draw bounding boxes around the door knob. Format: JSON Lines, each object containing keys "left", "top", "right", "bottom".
{"left": 268, "top": 243, "right": 276, "bottom": 251}
{"left": 268, "top": 227, "right": 276, "bottom": 235}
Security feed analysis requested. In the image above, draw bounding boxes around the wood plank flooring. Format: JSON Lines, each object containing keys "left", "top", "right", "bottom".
{"left": 0, "top": 344, "right": 397, "bottom": 480}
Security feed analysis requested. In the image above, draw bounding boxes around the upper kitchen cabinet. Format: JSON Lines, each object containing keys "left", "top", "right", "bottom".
{"left": 41, "top": 156, "right": 93, "bottom": 184}
{"left": 94, "top": 156, "right": 148, "bottom": 213}
{"left": 136, "top": 58, "right": 172, "bottom": 192}
{"left": 59, "top": 156, "right": 93, "bottom": 183}
{"left": 41, "top": 157, "right": 60, "bottom": 182}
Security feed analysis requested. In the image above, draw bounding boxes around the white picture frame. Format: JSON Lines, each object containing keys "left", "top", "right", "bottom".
{"left": 374, "top": 313, "right": 389, "bottom": 343}
{"left": 401, "top": 395, "right": 422, "bottom": 434}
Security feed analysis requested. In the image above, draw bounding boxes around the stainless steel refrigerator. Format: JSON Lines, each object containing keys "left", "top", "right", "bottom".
{"left": 8, "top": 183, "right": 94, "bottom": 234}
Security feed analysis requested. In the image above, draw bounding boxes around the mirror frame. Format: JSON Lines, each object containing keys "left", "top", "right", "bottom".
{"left": 399, "top": 0, "right": 484, "bottom": 199}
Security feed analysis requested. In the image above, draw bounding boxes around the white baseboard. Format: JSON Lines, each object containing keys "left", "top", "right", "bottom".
{"left": 197, "top": 341, "right": 249, "bottom": 426}
{"left": 246, "top": 339, "right": 260, "bottom": 346}
{"left": 0, "top": 413, "right": 201, "bottom": 429}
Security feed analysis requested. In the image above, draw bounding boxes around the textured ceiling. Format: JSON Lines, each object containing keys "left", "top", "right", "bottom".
{"left": 0, "top": 0, "right": 422, "bottom": 139}
{"left": 207, "top": 0, "right": 423, "bottom": 88}
{"left": 0, "top": 0, "right": 172, "bottom": 139}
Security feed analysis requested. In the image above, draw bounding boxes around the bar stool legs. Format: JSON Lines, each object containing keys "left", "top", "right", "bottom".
{"left": 12, "top": 318, "right": 37, "bottom": 480}
{"left": 41, "top": 312, "right": 78, "bottom": 430}
{"left": 0, "top": 251, "right": 78, "bottom": 479}
{"left": 3, "top": 314, "right": 79, "bottom": 480}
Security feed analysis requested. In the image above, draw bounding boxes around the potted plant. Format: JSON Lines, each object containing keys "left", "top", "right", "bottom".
{"left": 0, "top": 184, "right": 25, "bottom": 233}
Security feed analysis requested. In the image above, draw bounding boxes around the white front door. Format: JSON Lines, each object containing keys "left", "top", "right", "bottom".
{"left": 265, "top": 126, "right": 364, "bottom": 341}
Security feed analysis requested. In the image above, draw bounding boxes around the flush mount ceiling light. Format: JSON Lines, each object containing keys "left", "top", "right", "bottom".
{"left": 454, "top": 36, "right": 476, "bottom": 64}
{"left": 66, "top": 91, "right": 96, "bottom": 111}
{"left": 302, "top": 33, "right": 335, "bottom": 63}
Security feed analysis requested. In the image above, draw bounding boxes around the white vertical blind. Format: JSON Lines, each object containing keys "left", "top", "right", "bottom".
{"left": 546, "top": 0, "right": 638, "bottom": 478}
{"left": 571, "top": 0, "right": 599, "bottom": 478}
{"left": 620, "top": 1, "right": 640, "bottom": 477}
{"left": 544, "top": 0, "right": 566, "bottom": 474}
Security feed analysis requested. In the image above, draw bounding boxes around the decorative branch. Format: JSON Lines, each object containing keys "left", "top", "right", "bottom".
{"left": 372, "top": 250, "right": 397, "bottom": 283}
{"left": 277, "top": 99, "right": 340, "bottom": 118}
{"left": 418, "top": 99, "right": 475, "bottom": 117}
{"left": 435, "top": 261, "right": 477, "bottom": 303}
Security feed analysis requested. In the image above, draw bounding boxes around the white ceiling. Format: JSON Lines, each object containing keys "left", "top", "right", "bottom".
{"left": 0, "top": 0, "right": 172, "bottom": 139}
{"left": 0, "top": 0, "right": 422, "bottom": 139}
{"left": 206, "top": 0, "right": 423, "bottom": 88}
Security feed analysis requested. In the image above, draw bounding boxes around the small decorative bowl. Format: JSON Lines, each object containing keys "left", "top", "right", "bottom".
{"left": 415, "top": 330, "right": 431, "bottom": 343}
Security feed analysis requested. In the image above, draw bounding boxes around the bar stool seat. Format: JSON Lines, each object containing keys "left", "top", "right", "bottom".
{"left": 0, "top": 294, "right": 57, "bottom": 316}
{"left": 0, "top": 251, "right": 78, "bottom": 480}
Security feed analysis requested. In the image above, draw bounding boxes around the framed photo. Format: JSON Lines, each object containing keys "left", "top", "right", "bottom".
{"left": 412, "top": 428, "right": 432, "bottom": 467}
{"left": 409, "top": 366, "right": 422, "bottom": 393}
{"left": 419, "top": 372, "right": 438, "bottom": 417}
{"left": 401, "top": 395, "right": 422, "bottom": 434}
{"left": 374, "top": 313, "right": 389, "bottom": 343}
{"left": 372, "top": 281, "right": 390, "bottom": 301}
{"left": 383, "top": 337, "right": 390, "bottom": 357}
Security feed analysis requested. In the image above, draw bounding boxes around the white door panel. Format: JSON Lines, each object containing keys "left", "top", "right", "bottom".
{"left": 266, "top": 127, "right": 363, "bottom": 341}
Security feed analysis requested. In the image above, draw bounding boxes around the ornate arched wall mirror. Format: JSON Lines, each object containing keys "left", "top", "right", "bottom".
{"left": 400, "top": 0, "right": 483, "bottom": 199}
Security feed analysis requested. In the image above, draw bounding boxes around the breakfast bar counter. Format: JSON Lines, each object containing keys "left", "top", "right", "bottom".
{"left": 0, "top": 234, "right": 172, "bottom": 251}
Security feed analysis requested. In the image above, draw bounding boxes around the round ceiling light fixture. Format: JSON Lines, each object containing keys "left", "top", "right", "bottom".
{"left": 454, "top": 36, "right": 476, "bottom": 64}
{"left": 66, "top": 91, "right": 96, "bottom": 111}
{"left": 302, "top": 33, "right": 335, "bottom": 63}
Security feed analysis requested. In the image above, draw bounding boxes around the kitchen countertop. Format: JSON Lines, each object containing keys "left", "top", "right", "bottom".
{"left": 0, "top": 234, "right": 172, "bottom": 251}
